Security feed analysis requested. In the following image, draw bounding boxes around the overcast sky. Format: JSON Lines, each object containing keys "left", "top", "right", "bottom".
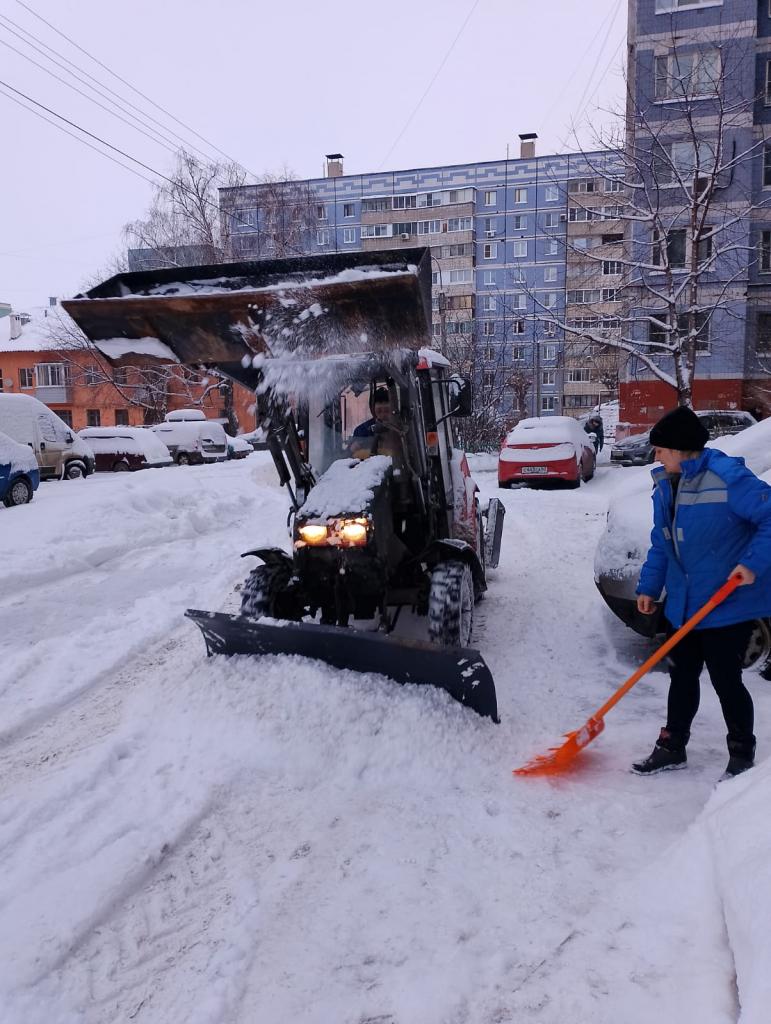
{"left": 0, "top": 0, "right": 627, "bottom": 311}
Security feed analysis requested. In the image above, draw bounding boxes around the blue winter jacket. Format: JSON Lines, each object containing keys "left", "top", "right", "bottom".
{"left": 637, "top": 448, "right": 771, "bottom": 629}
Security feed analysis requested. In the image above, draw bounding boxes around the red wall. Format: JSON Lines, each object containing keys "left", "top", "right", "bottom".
{"left": 618, "top": 378, "right": 761, "bottom": 437}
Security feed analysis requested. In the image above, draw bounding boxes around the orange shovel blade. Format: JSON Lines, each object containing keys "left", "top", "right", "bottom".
{"left": 513, "top": 717, "right": 605, "bottom": 776}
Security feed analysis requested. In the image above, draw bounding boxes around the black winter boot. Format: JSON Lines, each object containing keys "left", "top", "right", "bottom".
{"left": 632, "top": 728, "right": 688, "bottom": 775}
{"left": 722, "top": 736, "right": 756, "bottom": 779}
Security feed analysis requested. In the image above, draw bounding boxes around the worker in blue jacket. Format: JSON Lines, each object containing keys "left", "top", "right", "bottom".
{"left": 633, "top": 405, "right": 771, "bottom": 778}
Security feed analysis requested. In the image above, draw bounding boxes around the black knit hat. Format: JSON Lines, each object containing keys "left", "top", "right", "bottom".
{"left": 649, "top": 406, "right": 709, "bottom": 451}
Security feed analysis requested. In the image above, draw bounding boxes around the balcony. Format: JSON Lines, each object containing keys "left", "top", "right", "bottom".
{"left": 35, "top": 385, "right": 71, "bottom": 404}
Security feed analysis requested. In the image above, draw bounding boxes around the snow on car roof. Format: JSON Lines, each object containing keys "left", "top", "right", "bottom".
{"left": 506, "top": 416, "right": 586, "bottom": 446}
{"left": 78, "top": 426, "right": 173, "bottom": 461}
{"left": 0, "top": 428, "right": 38, "bottom": 475}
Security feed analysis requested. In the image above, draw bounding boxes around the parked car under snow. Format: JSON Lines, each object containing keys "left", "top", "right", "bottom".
{"left": 0, "top": 428, "right": 40, "bottom": 507}
{"left": 498, "top": 416, "right": 596, "bottom": 489}
{"left": 595, "top": 418, "right": 771, "bottom": 673}
{"left": 611, "top": 410, "right": 756, "bottom": 466}
{"left": 78, "top": 427, "right": 174, "bottom": 472}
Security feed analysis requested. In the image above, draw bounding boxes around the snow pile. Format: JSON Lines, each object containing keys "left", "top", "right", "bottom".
{"left": 0, "top": 429, "right": 38, "bottom": 475}
{"left": 94, "top": 337, "right": 180, "bottom": 362}
{"left": 78, "top": 427, "right": 173, "bottom": 463}
{"left": 299, "top": 456, "right": 391, "bottom": 519}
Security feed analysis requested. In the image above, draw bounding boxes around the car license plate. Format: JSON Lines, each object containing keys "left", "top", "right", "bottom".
{"left": 521, "top": 466, "right": 548, "bottom": 475}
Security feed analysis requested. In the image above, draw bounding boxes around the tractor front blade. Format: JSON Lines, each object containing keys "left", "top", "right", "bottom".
{"left": 187, "top": 610, "right": 499, "bottom": 723}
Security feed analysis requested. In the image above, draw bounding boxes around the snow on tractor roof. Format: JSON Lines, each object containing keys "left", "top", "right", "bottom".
{"left": 299, "top": 456, "right": 392, "bottom": 520}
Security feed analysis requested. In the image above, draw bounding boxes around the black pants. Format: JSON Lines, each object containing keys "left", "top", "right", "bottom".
{"left": 665, "top": 620, "right": 755, "bottom": 744}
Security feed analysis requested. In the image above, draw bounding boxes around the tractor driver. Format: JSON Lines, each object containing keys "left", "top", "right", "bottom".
{"left": 349, "top": 387, "right": 403, "bottom": 460}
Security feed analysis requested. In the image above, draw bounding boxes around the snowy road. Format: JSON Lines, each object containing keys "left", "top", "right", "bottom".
{"left": 1, "top": 457, "right": 769, "bottom": 1023}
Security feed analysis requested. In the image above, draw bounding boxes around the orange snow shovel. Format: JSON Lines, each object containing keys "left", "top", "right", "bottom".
{"left": 514, "top": 574, "right": 743, "bottom": 776}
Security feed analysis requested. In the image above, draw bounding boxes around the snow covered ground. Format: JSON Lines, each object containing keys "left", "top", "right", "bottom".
{"left": 1, "top": 456, "right": 769, "bottom": 1023}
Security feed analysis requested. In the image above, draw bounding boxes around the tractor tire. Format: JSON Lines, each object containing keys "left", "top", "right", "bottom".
{"left": 428, "top": 561, "right": 474, "bottom": 647}
{"left": 240, "top": 563, "right": 297, "bottom": 620}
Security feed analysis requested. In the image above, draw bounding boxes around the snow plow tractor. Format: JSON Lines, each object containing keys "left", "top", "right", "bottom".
{"left": 62, "top": 248, "right": 505, "bottom": 721}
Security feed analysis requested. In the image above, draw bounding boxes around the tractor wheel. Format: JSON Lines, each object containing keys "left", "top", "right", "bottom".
{"left": 240, "top": 563, "right": 298, "bottom": 620}
{"left": 428, "top": 561, "right": 474, "bottom": 647}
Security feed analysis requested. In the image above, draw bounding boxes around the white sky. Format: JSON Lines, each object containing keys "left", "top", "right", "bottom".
{"left": 0, "top": 0, "right": 627, "bottom": 311}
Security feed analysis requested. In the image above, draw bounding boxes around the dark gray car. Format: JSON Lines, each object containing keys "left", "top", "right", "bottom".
{"left": 611, "top": 410, "right": 756, "bottom": 466}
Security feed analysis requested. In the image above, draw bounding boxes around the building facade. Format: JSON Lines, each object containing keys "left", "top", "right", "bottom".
{"left": 219, "top": 144, "right": 623, "bottom": 424}
{"left": 623, "top": 0, "right": 771, "bottom": 428}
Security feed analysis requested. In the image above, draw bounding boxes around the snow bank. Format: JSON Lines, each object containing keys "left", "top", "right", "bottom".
{"left": 299, "top": 456, "right": 391, "bottom": 519}
{"left": 94, "top": 337, "right": 180, "bottom": 362}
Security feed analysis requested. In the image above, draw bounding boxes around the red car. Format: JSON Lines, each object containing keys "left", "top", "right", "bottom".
{"left": 498, "top": 416, "right": 596, "bottom": 489}
{"left": 78, "top": 427, "right": 174, "bottom": 472}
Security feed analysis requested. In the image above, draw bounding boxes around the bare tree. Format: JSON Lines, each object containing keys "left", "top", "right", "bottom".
{"left": 124, "top": 150, "right": 248, "bottom": 268}
{"left": 534, "top": 28, "right": 766, "bottom": 409}
{"left": 221, "top": 166, "right": 320, "bottom": 260}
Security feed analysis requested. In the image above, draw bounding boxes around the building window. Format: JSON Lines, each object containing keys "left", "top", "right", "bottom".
{"left": 512, "top": 344, "right": 528, "bottom": 362}
{"left": 113, "top": 366, "right": 128, "bottom": 386}
{"left": 569, "top": 178, "right": 598, "bottom": 194}
{"left": 483, "top": 370, "right": 496, "bottom": 388}
{"left": 545, "top": 185, "right": 559, "bottom": 202}
{"left": 649, "top": 311, "right": 710, "bottom": 352}
{"left": 655, "top": 50, "right": 721, "bottom": 102}
{"left": 483, "top": 270, "right": 495, "bottom": 285}
{"left": 544, "top": 213, "right": 558, "bottom": 228}
{"left": 343, "top": 203, "right": 355, "bottom": 218}
{"left": 484, "top": 190, "right": 497, "bottom": 206}
{"left": 58, "top": 409, "right": 73, "bottom": 427}
{"left": 392, "top": 195, "right": 417, "bottom": 209}
{"left": 568, "top": 207, "right": 592, "bottom": 223}
{"left": 483, "top": 243, "right": 498, "bottom": 259}
{"left": 541, "top": 396, "right": 557, "bottom": 412}
{"left": 362, "top": 198, "right": 390, "bottom": 213}
{"left": 36, "top": 363, "right": 67, "bottom": 388}
{"left": 417, "top": 220, "right": 441, "bottom": 235}
{"left": 544, "top": 266, "right": 557, "bottom": 283}
{"left": 542, "top": 370, "right": 556, "bottom": 387}
{"left": 513, "top": 215, "right": 527, "bottom": 231}
{"left": 761, "top": 230, "right": 771, "bottom": 272}
{"left": 511, "top": 293, "right": 527, "bottom": 311}
{"left": 447, "top": 216, "right": 473, "bottom": 232}
{"left": 115, "top": 409, "right": 129, "bottom": 426}
{"left": 19, "top": 367, "right": 34, "bottom": 389}
{"left": 317, "top": 229, "right": 330, "bottom": 246}
{"left": 605, "top": 178, "right": 623, "bottom": 192}
{"left": 758, "top": 312, "right": 771, "bottom": 352}
{"left": 544, "top": 321, "right": 557, "bottom": 337}
{"left": 316, "top": 204, "right": 327, "bottom": 220}
{"left": 764, "top": 146, "right": 771, "bottom": 188}
{"left": 484, "top": 217, "right": 497, "bottom": 234}
{"left": 513, "top": 188, "right": 527, "bottom": 204}
{"left": 512, "top": 240, "right": 527, "bottom": 258}
{"left": 418, "top": 192, "right": 443, "bottom": 208}
{"left": 601, "top": 288, "right": 620, "bottom": 302}
{"left": 602, "top": 260, "right": 622, "bottom": 276}
{"left": 483, "top": 321, "right": 496, "bottom": 336}
{"left": 360, "top": 224, "right": 393, "bottom": 238}
{"left": 543, "top": 343, "right": 558, "bottom": 361}
{"left": 86, "top": 409, "right": 101, "bottom": 427}
{"left": 655, "top": 0, "right": 723, "bottom": 11}
{"left": 565, "top": 368, "right": 592, "bottom": 383}
{"left": 448, "top": 188, "right": 472, "bottom": 204}
{"left": 653, "top": 228, "right": 686, "bottom": 268}
{"left": 567, "top": 289, "right": 600, "bottom": 304}
{"left": 483, "top": 295, "right": 496, "bottom": 312}
{"left": 448, "top": 268, "right": 473, "bottom": 284}
{"left": 697, "top": 231, "right": 713, "bottom": 265}
{"left": 546, "top": 240, "right": 559, "bottom": 255}
{"left": 343, "top": 227, "right": 356, "bottom": 243}
{"left": 543, "top": 292, "right": 558, "bottom": 309}
{"left": 85, "top": 364, "right": 100, "bottom": 385}
{"left": 512, "top": 320, "right": 526, "bottom": 335}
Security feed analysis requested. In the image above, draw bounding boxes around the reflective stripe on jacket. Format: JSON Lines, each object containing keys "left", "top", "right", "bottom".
{"left": 636, "top": 448, "right": 771, "bottom": 628}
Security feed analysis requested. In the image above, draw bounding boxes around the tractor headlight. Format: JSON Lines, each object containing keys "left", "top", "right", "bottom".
{"left": 298, "top": 524, "right": 329, "bottom": 545}
{"left": 339, "top": 519, "right": 368, "bottom": 546}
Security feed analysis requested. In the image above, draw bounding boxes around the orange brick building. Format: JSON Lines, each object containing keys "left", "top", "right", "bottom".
{"left": 0, "top": 304, "right": 257, "bottom": 433}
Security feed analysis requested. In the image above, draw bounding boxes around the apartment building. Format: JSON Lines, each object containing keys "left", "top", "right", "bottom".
{"left": 0, "top": 301, "right": 256, "bottom": 432}
{"left": 219, "top": 144, "right": 623, "bottom": 420}
{"left": 623, "top": 0, "right": 771, "bottom": 427}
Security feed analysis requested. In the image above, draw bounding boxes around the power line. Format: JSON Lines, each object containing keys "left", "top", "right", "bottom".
{"left": 378, "top": 0, "right": 480, "bottom": 169}
{"left": 13, "top": 0, "right": 259, "bottom": 179}
{"left": 572, "top": 0, "right": 624, "bottom": 126}
{"left": 0, "top": 10, "right": 223, "bottom": 164}
{"left": 0, "top": 34, "right": 182, "bottom": 159}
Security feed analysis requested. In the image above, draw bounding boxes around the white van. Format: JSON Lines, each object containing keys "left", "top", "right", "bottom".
{"left": 0, "top": 393, "right": 95, "bottom": 480}
{"left": 151, "top": 419, "right": 228, "bottom": 465}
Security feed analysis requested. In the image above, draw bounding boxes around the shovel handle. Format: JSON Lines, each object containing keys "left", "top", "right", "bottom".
{"left": 593, "top": 574, "right": 742, "bottom": 722}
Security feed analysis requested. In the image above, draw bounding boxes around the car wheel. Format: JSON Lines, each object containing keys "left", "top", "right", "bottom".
{"left": 113, "top": 460, "right": 130, "bottom": 472}
{"left": 744, "top": 619, "right": 771, "bottom": 676}
{"left": 3, "top": 477, "right": 33, "bottom": 507}
{"left": 177, "top": 452, "right": 190, "bottom": 466}
{"left": 428, "top": 561, "right": 474, "bottom": 647}
{"left": 64, "top": 460, "right": 86, "bottom": 480}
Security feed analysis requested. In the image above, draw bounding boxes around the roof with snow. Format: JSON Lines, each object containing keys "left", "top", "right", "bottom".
{"left": 0, "top": 304, "right": 66, "bottom": 354}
